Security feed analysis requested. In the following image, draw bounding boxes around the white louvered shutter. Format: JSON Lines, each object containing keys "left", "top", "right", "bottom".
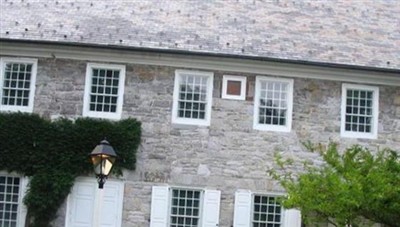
{"left": 66, "top": 179, "right": 124, "bottom": 227}
{"left": 18, "top": 177, "right": 29, "bottom": 227}
{"left": 150, "top": 186, "right": 169, "bottom": 227}
{"left": 233, "top": 190, "right": 252, "bottom": 227}
{"left": 283, "top": 209, "right": 301, "bottom": 227}
{"left": 100, "top": 182, "right": 124, "bottom": 227}
{"left": 67, "top": 181, "right": 97, "bottom": 227}
{"left": 201, "top": 189, "right": 221, "bottom": 227}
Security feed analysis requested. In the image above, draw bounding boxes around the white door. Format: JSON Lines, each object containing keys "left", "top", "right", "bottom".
{"left": 66, "top": 178, "right": 124, "bottom": 227}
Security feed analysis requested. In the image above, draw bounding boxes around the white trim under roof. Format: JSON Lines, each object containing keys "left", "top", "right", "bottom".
{"left": 1, "top": 41, "right": 400, "bottom": 86}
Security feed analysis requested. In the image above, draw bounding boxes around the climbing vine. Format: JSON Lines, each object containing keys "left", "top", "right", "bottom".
{"left": 0, "top": 112, "right": 141, "bottom": 227}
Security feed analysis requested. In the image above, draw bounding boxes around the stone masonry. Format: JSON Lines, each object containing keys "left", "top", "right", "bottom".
{"left": 2, "top": 55, "right": 399, "bottom": 227}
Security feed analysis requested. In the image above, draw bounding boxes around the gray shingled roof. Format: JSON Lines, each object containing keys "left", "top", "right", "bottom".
{"left": 1, "top": 0, "right": 399, "bottom": 69}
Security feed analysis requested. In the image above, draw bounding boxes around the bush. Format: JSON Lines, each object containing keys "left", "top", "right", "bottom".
{"left": 269, "top": 143, "right": 400, "bottom": 227}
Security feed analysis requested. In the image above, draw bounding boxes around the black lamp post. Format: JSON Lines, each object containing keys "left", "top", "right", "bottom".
{"left": 89, "top": 139, "right": 117, "bottom": 189}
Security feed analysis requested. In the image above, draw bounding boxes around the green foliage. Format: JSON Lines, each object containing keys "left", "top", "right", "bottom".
{"left": 0, "top": 112, "right": 141, "bottom": 227}
{"left": 269, "top": 142, "right": 400, "bottom": 227}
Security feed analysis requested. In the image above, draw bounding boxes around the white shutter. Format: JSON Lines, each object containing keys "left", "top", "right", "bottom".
{"left": 201, "top": 189, "right": 221, "bottom": 227}
{"left": 67, "top": 181, "right": 97, "bottom": 227}
{"left": 233, "top": 190, "right": 252, "bottom": 227}
{"left": 283, "top": 209, "right": 301, "bottom": 227}
{"left": 66, "top": 179, "right": 124, "bottom": 227}
{"left": 18, "top": 177, "right": 29, "bottom": 227}
{"left": 150, "top": 186, "right": 170, "bottom": 227}
{"left": 100, "top": 182, "right": 124, "bottom": 227}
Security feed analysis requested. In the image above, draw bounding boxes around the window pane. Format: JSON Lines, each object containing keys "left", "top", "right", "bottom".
{"left": 1, "top": 62, "right": 33, "bottom": 107}
{"left": 0, "top": 176, "right": 20, "bottom": 225}
{"left": 258, "top": 80, "right": 289, "bottom": 126}
{"left": 176, "top": 74, "right": 209, "bottom": 120}
{"left": 89, "top": 68, "right": 120, "bottom": 113}
{"left": 170, "top": 189, "right": 201, "bottom": 227}
{"left": 252, "top": 195, "right": 282, "bottom": 227}
{"left": 344, "top": 88, "right": 374, "bottom": 133}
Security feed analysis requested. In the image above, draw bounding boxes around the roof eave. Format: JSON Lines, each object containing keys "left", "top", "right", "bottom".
{"left": 1, "top": 38, "right": 399, "bottom": 74}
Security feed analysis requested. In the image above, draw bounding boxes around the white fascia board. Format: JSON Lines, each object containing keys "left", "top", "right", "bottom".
{"left": 1, "top": 41, "right": 400, "bottom": 86}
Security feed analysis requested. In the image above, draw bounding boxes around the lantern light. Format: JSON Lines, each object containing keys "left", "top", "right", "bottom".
{"left": 89, "top": 139, "right": 117, "bottom": 189}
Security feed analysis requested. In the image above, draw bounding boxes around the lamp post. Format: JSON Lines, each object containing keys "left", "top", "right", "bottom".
{"left": 89, "top": 139, "right": 117, "bottom": 189}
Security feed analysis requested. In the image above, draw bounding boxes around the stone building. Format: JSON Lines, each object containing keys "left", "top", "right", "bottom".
{"left": 0, "top": 1, "right": 399, "bottom": 227}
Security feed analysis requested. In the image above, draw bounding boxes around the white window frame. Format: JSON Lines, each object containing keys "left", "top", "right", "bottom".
{"left": 222, "top": 75, "right": 247, "bottom": 100}
{"left": 0, "top": 171, "right": 29, "bottom": 227}
{"left": 0, "top": 57, "right": 37, "bottom": 113}
{"left": 251, "top": 192, "right": 285, "bottom": 226}
{"left": 150, "top": 186, "right": 221, "bottom": 227}
{"left": 340, "top": 83, "right": 379, "bottom": 139}
{"left": 253, "top": 76, "right": 294, "bottom": 132}
{"left": 171, "top": 70, "right": 214, "bottom": 126}
{"left": 233, "top": 190, "right": 301, "bottom": 227}
{"left": 168, "top": 187, "right": 204, "bottom": 226}
{"left": 83, "top": 63, "right": 126, "bottom": 120}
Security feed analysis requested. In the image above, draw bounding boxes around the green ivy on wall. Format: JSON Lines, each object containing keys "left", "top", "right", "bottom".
{"left": 0, "top": 112, "right": 141, "bottom": 227}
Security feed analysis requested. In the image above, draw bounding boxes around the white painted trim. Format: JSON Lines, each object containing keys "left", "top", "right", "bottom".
{"left": 233, "top": 190, "right": 252, "bottom": 227}
{"left": 222, "top": 75, "right": 247, "bottom": 100}
{"left": 168, "top": 187, "right": 205, "bottom": 227}
{"left": 340, "top": 83, "right": 379, "bottom": 139}
{"left": 150, "top": 186, "right": 170, "bottom": 227}
{"left": 201, "top": 189, "right": 221, "bottom": 227}
{"left": 251, "top": 192, "right": 287, "bottom": 226}
{"left": 283, "top": 209, "right": 302, "bottom": 227}
{"left": 83, "top": 63, "right": 126, "bottom": 120}
{"left": 250, "top": 191, "right": 287, "bottom": 197}
{"left": 0, "top": 172, "right": 29, "bottom": 227}
{"left": 1, "top": 42, "right": 399, "bottom": 86}
{"left": 0, "top": 57, "right": 37, "bottom": 113}
{"left": 172, "top": 70, "right": 214, "bottom": 126}
{"left": 18, "top": 176, "right": 29, "bottom": 227}
{"left": 65, "top": 177, "right": 124, "bottom": 227}
{"left": 253, "top": 76, "right": 293, "bottom": 132}
{"left": 151, "top": 185, "right": 216, "bottom": 227}
{"left": 233, "top": 190, "right": 289, "bottom": 227}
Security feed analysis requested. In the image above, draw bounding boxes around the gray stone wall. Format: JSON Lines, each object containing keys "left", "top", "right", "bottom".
{"left": 2, "top": 55, "right": 399, "bottom": 226}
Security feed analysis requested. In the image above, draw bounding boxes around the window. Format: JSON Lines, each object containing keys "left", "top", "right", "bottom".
{"left": 172, "top": 70, "right": 214, "bottom": 126}
{"left": 252, "top": 194, "right": 282, "bottom": 227}
{"left": 170, "top": 188, "right": 202, "bottom": 227}
{"left": 83, "top": 63, "right": 126, "bottom": 120}
{"left": 233, "top": 191, "right": 301, "bottom": 227}
{"left": 0, "top": 58, "right": 37, "bottom": 113}
{"left": 253, "top": 77, "right": 293, "bottom": 132}
{"left": 341, "top": 84, "right": 379, "bottom": 139}
{"left": 150, "top": 186, "right": 221, "bottom": 227}
{"left": 0, "top": 175, "right": 28, "bottom": 227}
{"left": 222, "top": 75, "right": 247, "bottom": 100}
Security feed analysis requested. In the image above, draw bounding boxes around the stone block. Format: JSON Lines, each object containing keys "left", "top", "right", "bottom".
{"left": 394, "top": 96, "right": 400, "bottom": 105}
